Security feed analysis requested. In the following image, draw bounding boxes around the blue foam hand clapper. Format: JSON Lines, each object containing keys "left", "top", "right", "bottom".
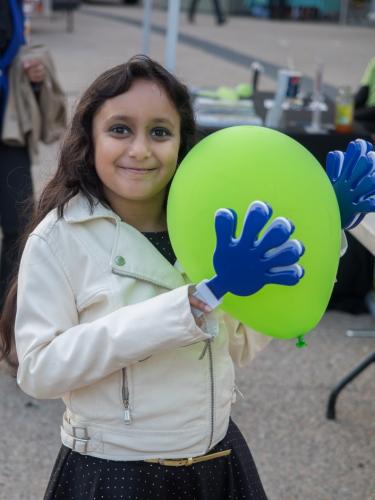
{"left": 326, "top": 139, "right": 375, "bottom": 230}
{"left": 193, "top": 201, "right": 304, "bottom": 310}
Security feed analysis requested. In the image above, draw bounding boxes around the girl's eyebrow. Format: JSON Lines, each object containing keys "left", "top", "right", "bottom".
{"left": 106, "top": 114, "right": 176, "bottom": 127}
{"left": 105, "top": 114, "right": 131, "bottom": 124}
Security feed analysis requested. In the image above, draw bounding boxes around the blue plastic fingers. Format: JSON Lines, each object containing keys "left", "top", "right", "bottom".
{"left": 265, "top": 265, "right": 304, "bottom": 286}
{"left": 326, "top": 150, "right": 344, "bottom": 183}
{"left": 342, "top": 140, "right": 372, "bottom": 181}
{"left": 326, "top": 139, "right": 375, "bottom": 229}
{"left": 356, "top": 197, "right": 375, "bottom": 215}
{"left": 214, "top": 208, "right": 238, "bottom": 249}
{"left": 264, "top": 239, "right": 305, "bottom": 268}
{"left": 342, "top": 141, "right": 365, "bottom": 181}
{"left": 349, "top": 154, "right": 374, "bottom": 188}
{"left": 239, "top": 201, "right": 272, "bottom": 246}
{"left": 354, "top": 172, "right": 375, "bottom": 201}
{"left": 206, "top": 201, "right": 304, "bottom": 300}
{"left": 264, "top": 238, "right": 304, "bottom": 286}
{"left": 327, "top": 140, "right": 373, "bottom": 183}
{"left": 257, "top": 217, "right": 294, "bottom": 253}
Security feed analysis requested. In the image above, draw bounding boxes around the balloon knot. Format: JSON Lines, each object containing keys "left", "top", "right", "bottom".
{"left": 296, "top": 335, "right": 307, "bottom": 348}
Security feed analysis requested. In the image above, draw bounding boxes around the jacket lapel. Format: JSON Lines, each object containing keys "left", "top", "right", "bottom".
{"left": 64, "top": 194, "right": 190, "bottom": 290}
{"left": 110, "top": 221, "right": 188, "bottom": 290}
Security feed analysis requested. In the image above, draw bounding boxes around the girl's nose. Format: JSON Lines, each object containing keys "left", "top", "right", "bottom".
{"left": 128, "top": 134, "right": 151, "bottom": 160}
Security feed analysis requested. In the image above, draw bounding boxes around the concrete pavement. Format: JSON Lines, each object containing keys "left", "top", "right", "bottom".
{"left": 1, "top": 5, "right": 374, "bottom": 499}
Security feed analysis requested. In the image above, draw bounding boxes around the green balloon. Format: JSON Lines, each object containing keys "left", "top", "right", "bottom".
{"left": 167, "top": 126, "right": 341, "bottom": 340}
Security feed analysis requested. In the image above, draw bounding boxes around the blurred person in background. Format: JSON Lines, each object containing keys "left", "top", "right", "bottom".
{"left": 187, "top": 0, "right": 226, "bottom": 25}
{"left": 0, "top": 0, "right": 67, "bottom": 367}
{"left": 368, "top": 0, "right": 375, "bottom": 21}
{"left": 354, "top": 57, "right": 375, "bottom": 135}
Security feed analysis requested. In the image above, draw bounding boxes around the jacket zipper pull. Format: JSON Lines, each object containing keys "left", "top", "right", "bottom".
{"left": 234, "top": 384, "right": 245, "bottom": 400}
{"left": 122, "top": 367, "right": 132, "bottom": 424}
{"left": 124, "top": 403, "right": 132, "bottom": 424}
{"left": 199, "top": 339, "right": 210, "bottom": 360}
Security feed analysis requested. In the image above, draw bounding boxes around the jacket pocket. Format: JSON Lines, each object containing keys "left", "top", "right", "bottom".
{"left": 68, "top": 370, "right": 122, "bottom": 421}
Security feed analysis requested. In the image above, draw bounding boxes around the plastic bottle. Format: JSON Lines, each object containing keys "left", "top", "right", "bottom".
{"left": 334, "top": 86, "right": 353, "bottom": 133}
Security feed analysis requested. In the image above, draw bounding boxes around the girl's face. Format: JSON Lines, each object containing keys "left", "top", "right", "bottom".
{"left": 93, "top": 79, "right": 181, "bottom": 221}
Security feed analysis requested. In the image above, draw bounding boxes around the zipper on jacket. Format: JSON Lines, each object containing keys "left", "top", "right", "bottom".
{"left": 207, "top": 340, "right": 215, "bottom": 450}
{"left": 199, "top": 339, "right": 215, "bottom": 451}
{"left": 234, "top": 384, "right": 245, "bottom": 400}
{"left": 121, "top": 368, "right": 132, "bottom": 424}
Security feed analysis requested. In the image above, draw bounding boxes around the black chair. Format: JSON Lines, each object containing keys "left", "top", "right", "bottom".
{"left": 326, "top": 291, "right": 375, "bottom": 421}
{"left": 326, "top": 349, "right": 375, "bottom": 420}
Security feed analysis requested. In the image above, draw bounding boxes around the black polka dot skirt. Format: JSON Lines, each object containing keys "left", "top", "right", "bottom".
{"left": 44, "top": 419, "right": 268, "bottom": 500}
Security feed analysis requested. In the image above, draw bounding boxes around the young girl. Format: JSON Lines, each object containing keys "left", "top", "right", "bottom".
{"left": 1, "top": 55, "right": 274, "bottom": 499}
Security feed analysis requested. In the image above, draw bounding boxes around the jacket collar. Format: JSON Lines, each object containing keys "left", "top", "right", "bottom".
{"left": 63, "top": 193, "right": 120, "bottom": 224}
{"left": 63, "top": 193, "right": 189, "bottom": 290}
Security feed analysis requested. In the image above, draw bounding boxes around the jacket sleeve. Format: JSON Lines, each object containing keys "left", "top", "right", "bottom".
{"left": 354, "top": 105, "right": 375, "bottom": 122}
{"left": 354, "top": 86, "right": 375, "bottom": 123}
{"left": 354, "top": 85, "right": 369, "bottom": 110}
{"left": 15, "top": 234, "right": 210, "bottom": 399}
{"left": 223, "top": 315, "right": 271, "bottom": 368}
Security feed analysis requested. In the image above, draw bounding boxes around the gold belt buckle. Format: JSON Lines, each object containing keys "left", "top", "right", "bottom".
{"left": 145, "top": 449, "right": 231, "bottom": 467}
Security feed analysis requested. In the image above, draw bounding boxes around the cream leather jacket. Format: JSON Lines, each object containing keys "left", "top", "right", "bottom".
{"left": 15, "top": 193, "right": 270, "bottom": 461}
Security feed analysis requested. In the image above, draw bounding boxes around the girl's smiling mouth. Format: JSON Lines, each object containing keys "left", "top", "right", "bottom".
{"left": 118, "top": 166, "right": 158, "bottom": 173}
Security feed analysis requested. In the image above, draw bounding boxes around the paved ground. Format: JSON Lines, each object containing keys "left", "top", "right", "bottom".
{"left": 1, "top": 5, "right": 375, "bottom": 499}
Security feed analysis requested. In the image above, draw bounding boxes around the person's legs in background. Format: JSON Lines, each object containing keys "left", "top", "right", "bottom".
{"left": 0, "top": 142, "right": 34, "bottom": 367}
{"left": 212, "top": 0, "right": 226, "bottom": 24}
{"left": 369, "top": 0, "right": 375, "bottom": 21}
{"left": 0, "top": 142, "right": 34, "bottom": 312}
{"left": 188, "top": 0, "right": 199, "bottom": 23}
{"left": 188, "top": 0, "right": 226, "bottom": 24}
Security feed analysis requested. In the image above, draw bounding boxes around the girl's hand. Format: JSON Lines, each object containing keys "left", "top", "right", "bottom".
{"left": 188, "top": 286, "right": 212, "bottom": 328}
{"left": 23, "top": 58, "right": 45, "bottom": 83}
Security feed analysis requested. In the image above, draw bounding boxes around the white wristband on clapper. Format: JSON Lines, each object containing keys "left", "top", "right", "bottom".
{"left": 191, "top": 280, "right": 223, "bottom": 319}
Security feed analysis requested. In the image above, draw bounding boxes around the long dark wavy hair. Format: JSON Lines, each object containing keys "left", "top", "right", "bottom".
{"left": 0, "top": 54, "right": 196, "bottom": 360}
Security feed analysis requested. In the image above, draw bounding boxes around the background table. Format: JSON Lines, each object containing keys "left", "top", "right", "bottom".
{"left": 196, "top": 91, "right": 371, "bottom": 164}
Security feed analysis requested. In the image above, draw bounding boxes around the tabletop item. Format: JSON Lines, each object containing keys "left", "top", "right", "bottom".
{"left": 334, "top": 86, "right": 354, "bottom": 133}
{"left": 193, "top": 84, "right": 252, "bottom": 101}
{"left": 265, "top": 69, "right": 302, "bottom": 128}
{"left": 193, "top": 97, "right": 263, "bottom": 128}
{"left": 167, "top": 126, "right": 341, "bottom": 343}
{"left": 305, "top": 61, "right": 328, "bottom": 134}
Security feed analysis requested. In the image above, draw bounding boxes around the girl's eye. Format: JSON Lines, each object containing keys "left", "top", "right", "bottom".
{"left": 151, "top": 127, "right": 171, "bottom": 138}
{"left": 109, "top": 125, "right": 130, "bottom": 135}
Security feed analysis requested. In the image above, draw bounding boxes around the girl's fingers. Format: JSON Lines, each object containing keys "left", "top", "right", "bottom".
{"left": 188, "top": 295, "right": 212, "bottom": 314}
{"left": 195, "top": 315, "right": 205, "bottom": 329}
